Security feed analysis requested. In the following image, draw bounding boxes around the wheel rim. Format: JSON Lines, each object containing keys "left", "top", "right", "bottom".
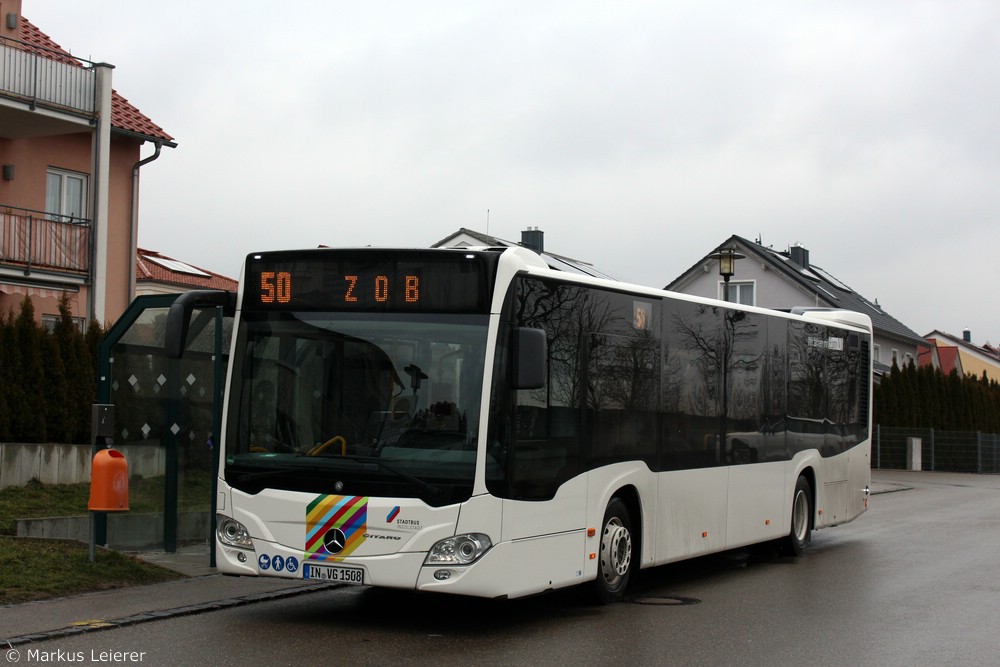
{"left": 791, "top": 488, "right": 809, "bottom": 544}
{"left": 600, "top": 517, "right": 632, "bottom": 586}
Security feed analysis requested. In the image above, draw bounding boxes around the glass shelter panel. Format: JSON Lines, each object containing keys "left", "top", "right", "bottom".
{"left": 106, "top": 303, "right": 230, "bottom": 550}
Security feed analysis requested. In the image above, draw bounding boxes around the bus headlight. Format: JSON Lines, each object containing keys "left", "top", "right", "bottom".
{"left": 425, "top": 533, "right": 492, "bottom": 565}
{"left": 217, "top": 515, "right": 253, "bottom": 549}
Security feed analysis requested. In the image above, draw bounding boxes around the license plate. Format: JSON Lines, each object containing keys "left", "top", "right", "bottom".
{"left": 303, "top": 563, "right": 364, "bottom": 584}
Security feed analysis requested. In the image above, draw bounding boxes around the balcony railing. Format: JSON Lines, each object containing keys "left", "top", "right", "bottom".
{"left": 0, "top": 205, "right": 91, "bottom": 275}
{"left": 0, "top": 36, "right": 96, "bottom": 116}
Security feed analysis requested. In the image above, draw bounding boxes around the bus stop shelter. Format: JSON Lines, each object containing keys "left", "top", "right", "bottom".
{"left": 94, "top": 294, "right": 230, "bottom": 559}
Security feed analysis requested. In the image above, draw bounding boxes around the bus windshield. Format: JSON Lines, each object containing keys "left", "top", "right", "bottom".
{"left": 224, "top": 311, "right": 489, "bottom": 505}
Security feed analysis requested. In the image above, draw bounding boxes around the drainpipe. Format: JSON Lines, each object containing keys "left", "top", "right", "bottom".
{"left": 90, "top": 62, "right": 115, "bottom": 324}
{"left": 129, "top": 142, "right": 163, "bottom": 299}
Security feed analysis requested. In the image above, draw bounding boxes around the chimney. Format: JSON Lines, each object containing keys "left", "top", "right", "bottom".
{"left": 3, "top": 14, "right": 18, "bottom": 39}
{"left": 963, "top": 329, "right": 972, "bottom": 343}
{"left": 520, "top": 227, "right": 544, "bottom": 254}
{"left": 1, "top": 0, "right": 19, "bottom": 37}
{"left": 789, "top": 244, "right": 809, "bottom": 269}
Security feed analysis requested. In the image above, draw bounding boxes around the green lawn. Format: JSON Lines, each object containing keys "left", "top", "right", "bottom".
{"left": 0, "top": 474, "right": 213, "bottom": 535}
{"left": 0, "top": 476, "right": 213, "bottom": 604}
{"left": 0, "top": 536, "right": 183, "bottom": 604}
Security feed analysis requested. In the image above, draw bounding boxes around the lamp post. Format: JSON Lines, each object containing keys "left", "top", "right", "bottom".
{"left": 708, "top": 245, "right": 745, "bottom": 302}
{"left": 707, "top": 243, "right": 744, "bottom": 465}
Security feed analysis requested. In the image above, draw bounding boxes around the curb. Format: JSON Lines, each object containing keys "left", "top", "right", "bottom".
{"left": 870, "top": 484, "right": 912, "bottom": 495}
{"left": 2, "top": 582, "right": 342, "bottom": 648}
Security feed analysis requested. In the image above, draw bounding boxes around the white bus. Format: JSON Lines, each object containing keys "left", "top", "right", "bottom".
{"left": 167, "top": 245, "right": 871, "bottom": 602}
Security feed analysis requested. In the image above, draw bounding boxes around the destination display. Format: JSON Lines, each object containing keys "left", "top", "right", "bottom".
{"left": 244, "top": 249, "right": 492, "bottom": 313}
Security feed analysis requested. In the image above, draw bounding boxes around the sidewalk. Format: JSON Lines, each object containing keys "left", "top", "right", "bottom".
{"left": 1, "top": 545, "right": 337, "bottom": 647}
{"left": 868, "top": 472, "right": 912, "bottom": 496}
{"left": 2, "top": 470, "right": 912, "bottom": 647}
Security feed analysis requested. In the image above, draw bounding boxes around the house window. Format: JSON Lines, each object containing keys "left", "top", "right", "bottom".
{"left": 873, "top": 344, "right": 881, "bottom": 363}
{"left": 720, "top": 281, "right": 755, "bottom": 306}
{"left": 891, "top": 349, "right": 899, "bottom": 366}
{"left": 46, "top": 169, "right": 88, "bottom": 222}
{"left": 41, "top": 314, "right": 86, "bottom": 333}
{"left": 903, "top": 352, "right": 914, "bottom": 367}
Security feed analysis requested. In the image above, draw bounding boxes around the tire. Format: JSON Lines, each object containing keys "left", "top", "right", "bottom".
{"left": 595, "top": 498, "right": 635, "bottom": 604}
{"left": 784, "top": 475, "right": 813, "bottom": 556}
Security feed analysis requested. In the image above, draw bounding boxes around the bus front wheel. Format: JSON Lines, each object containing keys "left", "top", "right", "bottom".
{"left": 595, "top": 498, "right": 634, "bottom": 604}
{"left": 783, "top": 475, "right": 813, "bottom": 556}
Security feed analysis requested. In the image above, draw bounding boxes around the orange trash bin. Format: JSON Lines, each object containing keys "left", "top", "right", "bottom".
{"left": 88, "top": 449, "right": 129, "bottom": 512}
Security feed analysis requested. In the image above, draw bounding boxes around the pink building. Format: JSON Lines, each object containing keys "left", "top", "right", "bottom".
{"left": 0, "top": 0, "right": 174, "bottom": 327}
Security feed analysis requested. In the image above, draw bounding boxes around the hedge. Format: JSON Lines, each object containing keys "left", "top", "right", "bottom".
{"left": 0, "top": 296, "right": 103, "bottom": 443}
{"left": 873, "top": 361, "right": 1000, "bottom": 432}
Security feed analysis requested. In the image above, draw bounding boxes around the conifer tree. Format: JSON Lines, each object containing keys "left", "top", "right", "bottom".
{"left": 0, "top": 298, "right": 103, "bottom": 443}
{"left": 13, "top": 297, "right": 47, "bottom": 442}
{"left": 921, "top": 365, "right": 936, "bottom": 426}
{"left": 0, "top": 309, "right": 13, "bottom": 440}
{"left": 41, "top": 328, "right": 70, "bottom": 442}
{"left": 937, "top": 368, "right": 954, "bottom": 429}
{"left": 85, "top": 319, "right": 103, "bottom": 374}
{"left": 54, "top": 296, "right": 93, "bottom": 442}
{"left": 989, "top": 379, "right": 1000, "bottom": 432}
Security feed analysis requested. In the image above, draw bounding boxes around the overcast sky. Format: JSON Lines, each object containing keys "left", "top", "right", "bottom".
{"left": 27, "top": 1, "right": 1000, "bottom": 343}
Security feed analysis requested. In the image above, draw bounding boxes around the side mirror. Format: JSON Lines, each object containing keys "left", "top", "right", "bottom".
{"left": 513, "top": 327, "right": 546, "bottom": 390}
{"left": 165, "top": 290, "right": 236, "bottom": 359}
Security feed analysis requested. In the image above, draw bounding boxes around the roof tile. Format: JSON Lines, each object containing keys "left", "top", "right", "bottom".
{"left": 19, "top": 16, "right": 174, "bottom": 143}
{"left": 137, "top": 248, "right": 237, "bottom": 292}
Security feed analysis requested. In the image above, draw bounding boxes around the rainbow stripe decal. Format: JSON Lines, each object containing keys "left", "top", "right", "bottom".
{"left": 305, "top": 494, "right": 368, "bottom": 562}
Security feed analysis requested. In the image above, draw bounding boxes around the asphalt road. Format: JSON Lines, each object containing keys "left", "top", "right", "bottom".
{"left": 9, "top": 470, "right": 1000, "bottom": 667}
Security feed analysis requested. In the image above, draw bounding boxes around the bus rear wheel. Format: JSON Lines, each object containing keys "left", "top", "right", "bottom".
{"left": 595, "top": 498, "right": 634, "bottom": 604}
{"left": 783, "top": 475, "right": 813, "bottom": 556}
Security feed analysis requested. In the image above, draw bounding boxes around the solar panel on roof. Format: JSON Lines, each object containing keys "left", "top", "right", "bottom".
{"left": 146, "top": 256, "right": 211, "bottom": 277}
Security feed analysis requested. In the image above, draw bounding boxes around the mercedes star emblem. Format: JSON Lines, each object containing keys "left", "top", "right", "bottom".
{"left": 323, "top": 528, "right": 347, "bottom": 554}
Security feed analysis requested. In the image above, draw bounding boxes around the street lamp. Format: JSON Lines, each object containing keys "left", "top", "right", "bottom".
{"left": 708, "top": 245, "right": 745, "bottom": 302}
{"left": 707, "top": 243, "right": 745, "bottom": 465}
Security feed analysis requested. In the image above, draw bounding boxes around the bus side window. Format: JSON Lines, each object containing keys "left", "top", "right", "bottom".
{"left": 586, "top": 332, "right": 659, "bottom": 466}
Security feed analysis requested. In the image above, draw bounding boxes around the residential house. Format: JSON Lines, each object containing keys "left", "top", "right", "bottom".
{"left": 135, "top": 248, "right": 237, "bottom": 297}
{"left": 0, "top": 1, "right": 174, "bottom": 328}
{"left": 434, "top": 229, "right": 926, "bottom": 375}
{"left": 923, "top": 330, "right": 1000, "bottom": 380}
{"left": 916, "top": 340, "right": 965, "bottom": 377}
{"left": 432, "top": 227, "right": 616, "bottom": 279}
{"left": 665, "top": 235, "right": 926, "bottom": 374}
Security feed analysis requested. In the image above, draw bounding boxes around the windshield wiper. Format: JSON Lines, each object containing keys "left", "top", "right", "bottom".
{"left": 228, "top": 455, "right": 442, "bottom": 498}
{"left": 233, "top": 464, "right": 315, "bottom": 483}
{"left": 306, "top": 454, "right": 442, "bottom": 498}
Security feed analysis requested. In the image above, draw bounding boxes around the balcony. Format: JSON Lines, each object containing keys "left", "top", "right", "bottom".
{"left": 0, "top": 205, "right": 90, "bottom": 276}
{"left": 0, "top": 36, "right": 97, "bottom": 137}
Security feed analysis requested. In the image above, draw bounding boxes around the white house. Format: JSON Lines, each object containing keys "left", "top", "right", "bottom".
{"left": 665, "top": 235, "right": 925, "bottom": 374}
